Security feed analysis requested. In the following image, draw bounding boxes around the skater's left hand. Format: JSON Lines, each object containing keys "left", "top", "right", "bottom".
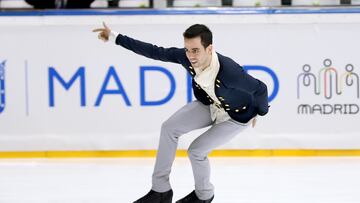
{"left": 252, "top": 117, "right": 257, "bottom": 128}
{"left": 93, "top": 22, "right": 111, "bottom": 42}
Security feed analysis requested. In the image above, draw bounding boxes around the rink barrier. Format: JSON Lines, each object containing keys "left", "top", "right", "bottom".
{"left": 1, "top": 7, "right": 360, "bottom": 16}
{"left": 0, "top": 150, "right": 360, "bottom": 158}
{"left": 1, "top": 8, "right": 360, "bottom": 153}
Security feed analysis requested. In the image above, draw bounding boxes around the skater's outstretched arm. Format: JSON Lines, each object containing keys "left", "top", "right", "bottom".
{"left": 93, "top": 22, "right": 186, "bottom": 64}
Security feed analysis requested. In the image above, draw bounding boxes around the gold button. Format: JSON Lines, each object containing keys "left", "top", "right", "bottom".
{"left": 189, "top": 66, "right": 193, "bottom": 70}
{"left": 207, "top": 95, "right": 210, "bottom": 98}
{"left": 225, "top": 104, "right": 229, "bottom": 107}
{"left": 216, "top": 79, "right": 220, "bottom": 83}
{"left": 226, "top": 108, "right": 230, "bottom": 111}
{"left": 242, "top": 106, "right": 247, "bottom": 110}
{"left": 190, "top": 71, "right": 194, "bottom": 75}
{"left": 216, "top": 84, "right": 220, "bottom": 88}
{"left": 235, "top": 109, "right": 239, "bottom": 112}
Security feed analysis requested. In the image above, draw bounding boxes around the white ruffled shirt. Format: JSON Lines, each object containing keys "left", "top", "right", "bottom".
{"left": 193, "top": 50, "right": 230, "bottom": 124}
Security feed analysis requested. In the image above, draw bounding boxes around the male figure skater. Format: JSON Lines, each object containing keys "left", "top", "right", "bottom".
{"left": 93, "top": 23, "right": 269, "bottom": 203}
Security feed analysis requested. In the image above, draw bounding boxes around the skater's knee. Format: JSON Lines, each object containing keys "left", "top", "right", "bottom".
{"left": 161, "top": 120, "right": 176, "bottom": 132}
{"left": 188, "top": 147, "right": 207, "bottom": 161}
{"left": 160, "top": 120, "right": 181, "bottom": 140}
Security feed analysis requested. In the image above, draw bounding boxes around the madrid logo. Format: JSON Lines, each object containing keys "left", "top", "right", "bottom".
{"left": 297, "top": 59, "right": 359, "bottom": 115}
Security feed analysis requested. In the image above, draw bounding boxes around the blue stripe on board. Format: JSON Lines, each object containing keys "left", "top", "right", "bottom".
{"left": 1, "top": 7, "right": 360, "bottom": 16}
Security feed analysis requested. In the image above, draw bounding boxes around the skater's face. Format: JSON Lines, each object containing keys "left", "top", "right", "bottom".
{"left": 184, "top": 36, "right": 212, "bottom": 70}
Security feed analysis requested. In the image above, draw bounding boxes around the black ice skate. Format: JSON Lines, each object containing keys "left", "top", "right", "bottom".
{"left": 176, "top": 190, "right": 214, "bottom": 203}
{"left": 133, "top": 189, "right": 173, "bottom": 203}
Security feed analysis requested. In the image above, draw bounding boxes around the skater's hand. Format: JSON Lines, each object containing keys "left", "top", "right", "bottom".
{"left": 93, "top": 22, "right": 111, "bottom": 42}
{"left": 252, "top": 117, "right": 257, "bottom": 128}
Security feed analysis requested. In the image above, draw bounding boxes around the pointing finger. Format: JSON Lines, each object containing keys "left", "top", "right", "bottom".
{"left": 103, "top": 22, "right": 109, "bottom": 30}
{"left": 92, "top": 28, "right": 105, "bottom": 32}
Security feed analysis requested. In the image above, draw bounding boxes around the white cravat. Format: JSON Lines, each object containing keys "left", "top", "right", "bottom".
{"left": 193, "top": 50, "right": 230, "bottom": 124}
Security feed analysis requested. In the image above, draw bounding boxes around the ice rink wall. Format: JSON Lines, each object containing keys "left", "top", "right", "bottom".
{"left": 1, "top": 8, "right": 360, "bottom": 157}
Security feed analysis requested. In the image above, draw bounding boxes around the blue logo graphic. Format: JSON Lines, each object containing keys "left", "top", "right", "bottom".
{"left": 48, "top": 65, "right": 279, "bottom": 107}
{"left": 0, "top": 60, "right": 5, "bottom": 113}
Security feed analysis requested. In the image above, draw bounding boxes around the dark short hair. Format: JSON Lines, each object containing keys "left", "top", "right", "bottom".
{"left": 183, "top": 24, "right": 213, "bottom": 48}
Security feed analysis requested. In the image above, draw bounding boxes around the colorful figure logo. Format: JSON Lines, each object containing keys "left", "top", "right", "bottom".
{"left": 0, "top": 60, "right": 5, "bottom": 113}
{"left": 297, "top": 59, "right": 359, "bottom": 99}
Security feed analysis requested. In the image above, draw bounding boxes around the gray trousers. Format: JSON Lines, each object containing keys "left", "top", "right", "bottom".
{"left": 151, "top": 101, "right": 250, "bottom": 200}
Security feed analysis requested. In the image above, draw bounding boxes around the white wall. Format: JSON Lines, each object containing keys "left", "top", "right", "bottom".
{"left": 1, "top": 11, "right": 360, "bottom": 151}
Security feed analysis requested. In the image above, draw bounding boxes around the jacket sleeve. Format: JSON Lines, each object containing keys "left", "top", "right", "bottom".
{"left": 253, "top": 80, "right": 269, "bottom": 116}
{"left": 223, "top": 58, "right": 269, "bottom": 116}
{"left": 115, "top": 34, "right": 185, "bottom": 64}
{"left": 230, "top": 71, "right": 269, "bottom": 116}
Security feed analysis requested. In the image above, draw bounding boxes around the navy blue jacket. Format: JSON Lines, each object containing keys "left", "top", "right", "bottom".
{"left": 116, "top": 34, "right": 269, "bottom": 123}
